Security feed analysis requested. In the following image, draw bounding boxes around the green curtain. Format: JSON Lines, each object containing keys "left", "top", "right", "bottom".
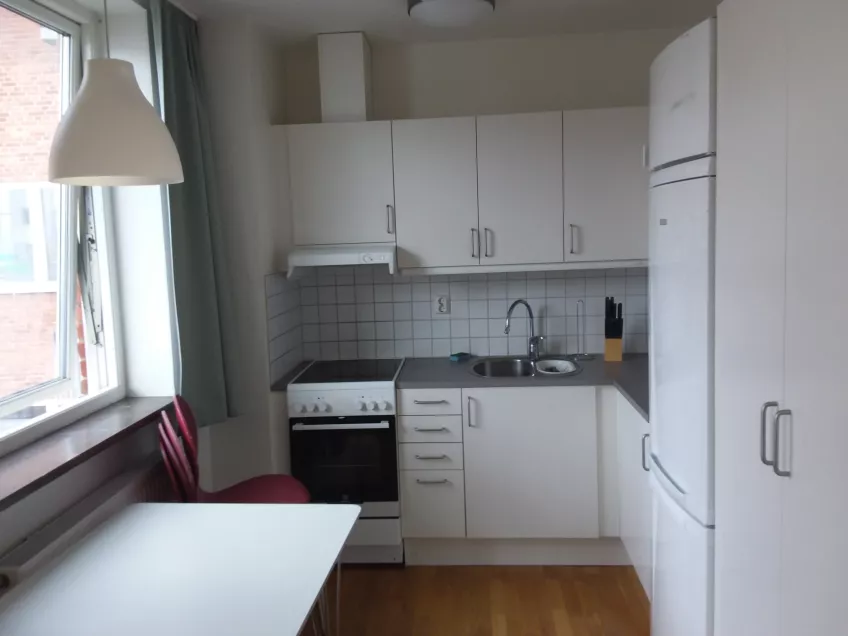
{"left": 153, "top": 0, "right": 234, "bottom": 427}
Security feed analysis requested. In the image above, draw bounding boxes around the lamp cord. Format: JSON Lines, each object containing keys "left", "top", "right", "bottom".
{"left": 103, "top": 0, "right": 110, "bottom": 58}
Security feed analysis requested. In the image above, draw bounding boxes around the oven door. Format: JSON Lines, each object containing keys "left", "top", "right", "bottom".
{"left": 290, "top": 415, "right": 399, "bottom": 510}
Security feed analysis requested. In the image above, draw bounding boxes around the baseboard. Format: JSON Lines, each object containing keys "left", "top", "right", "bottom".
{"left": 403, "top": 538, "right": 630, "bottom": 566}
{"left": 342, "top": 544, "right": 404, "bottom": 565}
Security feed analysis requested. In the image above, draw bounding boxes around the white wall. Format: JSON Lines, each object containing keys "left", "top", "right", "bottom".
{"left": 197, "top": 18, "right": 293, "bottom": 488}
{"left": 284, "top": 28, "right": 681, "bottom": 123}
{"left": 108, "top": 8, "right": 178, "bottom": 397}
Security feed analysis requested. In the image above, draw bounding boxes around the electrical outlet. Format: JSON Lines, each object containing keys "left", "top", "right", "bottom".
{"left": 433, "top": 296, "right": 450, "bottom": 315}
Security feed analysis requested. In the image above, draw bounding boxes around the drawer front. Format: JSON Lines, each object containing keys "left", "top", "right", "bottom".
{"left": 399, "top": 443, "right": 464, "bottom": 470}
{"left": 398, "top": 389, "right": 463, "bottom": 415}
{"left": 398, "top": 415, "right": 463, "bottom": 443}
{"left": 346, "top": 518, "right": 401, "bottom": 547}
{"left": 401, "top": 470, "right": 466, "bottom": 538}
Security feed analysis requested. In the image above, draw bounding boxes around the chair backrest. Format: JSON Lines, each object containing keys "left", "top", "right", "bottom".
{"left": 173, "top": 395, "right": 199, "bottom": 484}
{"left": 158, "top": 429, "right": 188, "bottom": 503}
{"left": 157, "top": 411, "right": 198, "bottom": 502}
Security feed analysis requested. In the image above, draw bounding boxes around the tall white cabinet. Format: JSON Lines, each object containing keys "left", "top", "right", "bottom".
{"left": 780, "top": 0, "right": 848, "bottom": 633}
{"left": 715, "top": 0, "right": 848, "bottom": 633}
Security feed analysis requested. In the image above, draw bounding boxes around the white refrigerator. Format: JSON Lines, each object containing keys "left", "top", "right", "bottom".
{"left": 648, "top": 17, "right": 716, "bottom": 636}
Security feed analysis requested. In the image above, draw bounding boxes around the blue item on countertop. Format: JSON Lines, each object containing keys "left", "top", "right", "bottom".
{"left": 449, "top": 352, "right": 472, "bottom": 363}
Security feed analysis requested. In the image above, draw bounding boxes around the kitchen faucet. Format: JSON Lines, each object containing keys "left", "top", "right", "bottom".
{"left": 504, "top": 299, "right": 544, "bottom": 362}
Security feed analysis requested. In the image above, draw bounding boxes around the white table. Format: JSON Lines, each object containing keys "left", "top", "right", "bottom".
{"left": 0, "top": 503, "right": 360, "bottom": 636}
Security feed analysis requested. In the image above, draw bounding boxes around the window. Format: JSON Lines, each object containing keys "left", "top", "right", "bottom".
{"left": 0, "top": 0, "right": 122, "bottom": 454}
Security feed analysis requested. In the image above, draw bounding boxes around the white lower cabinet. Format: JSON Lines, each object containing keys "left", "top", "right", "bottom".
{"left": 401, "top": 470, "right": 466, "bottom": 539}
{"left": 616, "top": 393, "right": 653, "bottom": 598}
{"left": 462, "top": 386, "right": 599, "bottom": 539}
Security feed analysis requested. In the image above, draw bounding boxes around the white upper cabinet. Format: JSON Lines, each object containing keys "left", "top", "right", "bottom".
{"left": 649, "top": 18, "right": 716, "bottom": 169}
{"left": 563, "top": 107, "right": 649, "bottom": 262}
{"left": 286, "top": 121, "right": 395, "bottom": 246}
{"left": 462, "top": 386, "right": 599, "bottom": 539}
{"left": 392, "top": 117, "right": 480, "bottom": 268}
{"left": 714, "top": 0, "right": 788, "bottom": 634}
{"left": 477, "top": 112, "right": 564, "bottom": 266}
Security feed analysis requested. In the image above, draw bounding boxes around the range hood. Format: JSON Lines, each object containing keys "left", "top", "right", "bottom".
{"left": 287, "top": 244, "right": 396, "bottom": 278}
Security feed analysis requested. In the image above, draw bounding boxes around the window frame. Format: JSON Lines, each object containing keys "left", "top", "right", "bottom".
{"left": 0, "top": 0, "right": 127, "bottom": 459}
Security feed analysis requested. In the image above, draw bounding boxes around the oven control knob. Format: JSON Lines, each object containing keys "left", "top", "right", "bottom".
{"left": 368, "top": 401, "right": 379, "bottom": 411}
{"left": 321, "top": 403, "right": 331, "bottom": 413}
{"left": 311, "top": 404, "right": 320, "bottom": 413}
{"left": 358, "top": 401, "right": 367, "bottom": 411}
{"left": 295, "top": 404, "right": 307, "bottom": 414}
{"left": 381, "top": 401, "right": 392, "bottom": 411}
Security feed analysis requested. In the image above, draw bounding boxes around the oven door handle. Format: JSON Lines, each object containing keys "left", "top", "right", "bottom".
{"left": 292, "top": 422, "right": 390, "bottom": 431}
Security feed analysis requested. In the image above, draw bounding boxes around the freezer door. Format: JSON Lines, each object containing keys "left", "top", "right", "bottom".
{"left": 651, "top": 473, "right": 714, "bottom": 636}
{"left": 649, "top": 176, "right": 714, "bottom": 525}
{"left": 649, "top": 18, "right": 716, "bottom": 171}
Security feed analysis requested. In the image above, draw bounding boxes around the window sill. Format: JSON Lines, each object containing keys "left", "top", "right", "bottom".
{"left": 0, "top": 396, "right": 172, "bottom": 512}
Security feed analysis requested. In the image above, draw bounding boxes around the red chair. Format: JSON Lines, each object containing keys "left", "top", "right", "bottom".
{"left": 158, "top": 396, "right": 310, "bottom": 504}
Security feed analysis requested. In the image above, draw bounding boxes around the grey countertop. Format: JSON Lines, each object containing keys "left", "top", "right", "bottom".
{"left": 397, "top": 355, "right": 649, "bottom": 421}
{"left": 272, "top": 355, "right": 649, "bottom": 422}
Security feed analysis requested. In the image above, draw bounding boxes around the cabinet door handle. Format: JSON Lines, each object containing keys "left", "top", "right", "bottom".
{"left": 471, "top": 228, "right": 479, "bottom": 258}
{"left": 413, "top": 399, "right": 447, "bottom": 405}
{"left": 413, "top": 426, "right": 449, "bottom": 433}
{"left": 641, "top": 433, "right": 650, "bottom": 472}
{"left": 414, "top": 454, "right": 448, "bottom": 460}
{"left": 386, "top": 204, "right": 395, "bottom": 234}
{"left": 569, "top": 224, "right": 577, "bottom": 255}
{"left": 773, "top": 409, "right": 792, "bottom": 477}
{"left": 484, "top": 228, "right": 493, "bottom": 258}
{"left": 760, "top": 401, "right": 779, "bottom": 466}
{"left": 467, "top": 395, "right": 476, "bottom": 427}
{"left": 416, "top": 479, "right": 450, "bottom": 485}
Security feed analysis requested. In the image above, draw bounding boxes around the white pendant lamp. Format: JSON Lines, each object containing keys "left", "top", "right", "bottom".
{"left": 408, "top": 0, "right": 495, "bottom": 27}
{"left": 49, "top": 0, "right": 183, "bottom": 186}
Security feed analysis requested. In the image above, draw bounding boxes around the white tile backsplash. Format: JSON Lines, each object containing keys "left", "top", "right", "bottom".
{"left": 283, "top": 265, "right": 649, "bottom": 360}
{"left": 265, "top": 273, "right": 304, "bottom": 384}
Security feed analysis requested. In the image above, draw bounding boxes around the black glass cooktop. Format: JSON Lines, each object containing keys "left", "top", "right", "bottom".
{"left": 293, "top": 359, "right": 402, "bottom": 384}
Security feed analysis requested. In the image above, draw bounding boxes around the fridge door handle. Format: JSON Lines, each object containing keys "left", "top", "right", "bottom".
{"left": 772, "top": 409, "right": 792, "bottom": 477}
{"left": 641, "top": 434, "right": 651, "bottom": 472}
{"left": 650, "top": 452, "right": 687, "bottom": 496}
{"left": 760, "top": 401, "right": 779, "bottom": 466}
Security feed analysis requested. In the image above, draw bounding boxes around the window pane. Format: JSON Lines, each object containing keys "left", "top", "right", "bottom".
{"left": 0, "top": 5, "right": 82, "bottom": 437}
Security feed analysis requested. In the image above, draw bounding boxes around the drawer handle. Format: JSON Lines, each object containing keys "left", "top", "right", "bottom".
{"left": 414, "top": 454, "right": 448, "bottom": 460}
{"left": 413, "top": 399, "right": 448, "bottom": 405}
{"left": 416, "top": 479, "right": 450, "bottom": 485}
{"left": 413, "top": 427, "right": 448, "bottom": 433}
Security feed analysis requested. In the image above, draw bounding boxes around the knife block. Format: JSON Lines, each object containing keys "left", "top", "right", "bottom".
{"left": 604, "top": 338, "right": 623, "bottom": 362}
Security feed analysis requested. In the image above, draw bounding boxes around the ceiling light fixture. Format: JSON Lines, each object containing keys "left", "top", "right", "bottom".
{"left": 408, "top": 0, "right": 495, "bottom": 27}
{"left": 48, "top": 0, "right": 183, "bottom": 186}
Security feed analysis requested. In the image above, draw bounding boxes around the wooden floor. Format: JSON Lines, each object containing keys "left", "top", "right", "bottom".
{"left": 330, "top": 566, "right": 650, "bottom": 636}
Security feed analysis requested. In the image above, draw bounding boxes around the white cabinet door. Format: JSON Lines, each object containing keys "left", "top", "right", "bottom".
{"left": 287, "top": 121, "right": 395, "bottom": 245}
{"left": 562, "top": 107, "right": 649, "bottom": 262}
{"left": 462, "top": 387, "right": 598, "bottom": 539}
{"left": 713, "top": 1, "right": 789, "bottom": 634}
{"left": 780, "top": 2, "right": 848, "bottom": 633}
{"left": 477, "top": 112, "right": 564, "bottom": 266}
{"left": 401, "top": 470, "right": 466, "bottom": 538}
{"left": 392, "top": 117, "right": 480, "bottom": 268}
{"left": 616, "top": 393, "right": 652, "bottom": 599}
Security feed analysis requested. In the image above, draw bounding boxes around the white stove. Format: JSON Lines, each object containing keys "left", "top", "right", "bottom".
{"left": 287, "top": 359, "right": 405, "bottom": 564}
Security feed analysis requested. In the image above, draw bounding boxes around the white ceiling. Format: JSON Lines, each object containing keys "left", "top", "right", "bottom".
{"left": 185, "top": 0, "right": 718, "bottom": 43}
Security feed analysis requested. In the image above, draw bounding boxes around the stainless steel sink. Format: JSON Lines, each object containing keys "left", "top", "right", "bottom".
{"left": 471, "top": 357, "right": 535, "bottom": 378}
{"left": 470, "top": 357, "right": 582, "bottom": 379}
